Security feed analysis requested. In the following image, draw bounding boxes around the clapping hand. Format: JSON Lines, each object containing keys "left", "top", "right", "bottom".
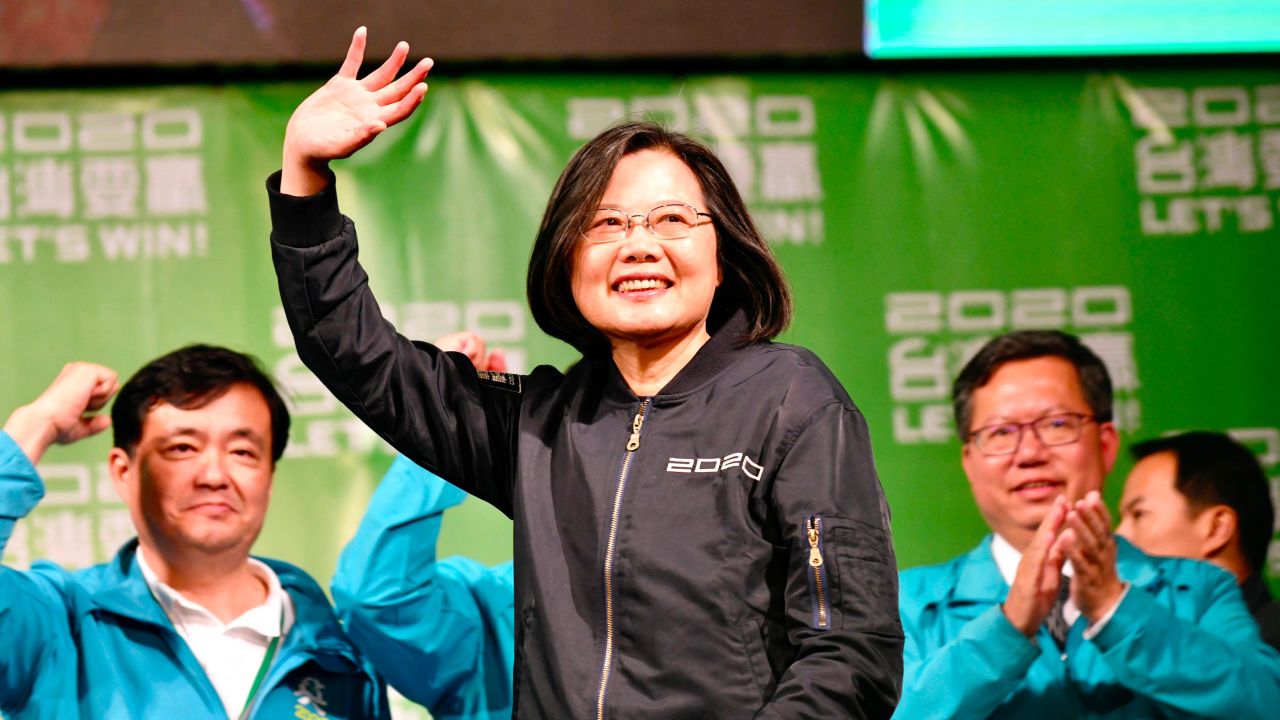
{"left": 1003, "top": 496, "right": 1070, "bottom": 637}
{"left": 1056, "top": 491, "right": 1125, "bottom": 622}
{"left": 1005, "top": 491, "right": 1127, "bottom": 638}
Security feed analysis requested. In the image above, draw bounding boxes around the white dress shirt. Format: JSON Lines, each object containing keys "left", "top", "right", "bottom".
{"left": 137, "top": 550, "right": 294, "bottom": 719}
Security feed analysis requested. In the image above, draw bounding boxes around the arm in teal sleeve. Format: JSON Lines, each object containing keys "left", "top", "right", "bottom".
{"left": 1091, "top": 565, "right": 1280, "bottom": 718}
{"left": 332, "top": 456, "right": 509, "bottom": 713}
{"left": 894, "top": 601, "right": 1040, "bottom": 720}
{"left": 0, "top": 431, "right": 45, "bottom": 551}
{"left": 0, "top": 431, "right": 69, "bottom": 713}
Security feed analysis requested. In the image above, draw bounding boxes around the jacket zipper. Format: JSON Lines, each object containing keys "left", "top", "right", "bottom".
{"left": 596, "top": 398, "right": 650, "bottom": 720}
{"left": 806, "top": 515, "right": 831, "bottom": 630}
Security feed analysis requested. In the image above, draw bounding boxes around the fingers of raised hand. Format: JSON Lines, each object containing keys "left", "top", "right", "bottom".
{"left": 486, "top": 348, "right": 509, "bottom": 373}
{"left": 87, "top": 373, "right": 119, "bottom": 412}
{"left": 338, "top": 26, "right": 369, "bottom": 79}
{"left": 87, "top": 412, "right": 112, "bottom": 434}
{"left": 434, "top": 331, "right": 499, "bottom": 371}
{"left": 374, "top": 57, "right": 432, "bottom": 105}
{"left": 361, "top": 40, "right": 411, "bottom": 90}
{"left": 35, "top": 362, "right": 117, "bottom": 443}
{"left": 378, "top": 83, "right": 428, "bottom": 128}
{"left": 49, "top": 362, "right": 117, "bottom": 408}
{"left": 433, "top": 331, "right": 477, "bottom": 355}
{"left": 64, "top": 413, "right": 113, "bottom": 444}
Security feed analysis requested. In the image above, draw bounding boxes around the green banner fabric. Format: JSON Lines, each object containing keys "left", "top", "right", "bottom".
{"left": 2, "top": 68, "right": 1278, "bottom": 690}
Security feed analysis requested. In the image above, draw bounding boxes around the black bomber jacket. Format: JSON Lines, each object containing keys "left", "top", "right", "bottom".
{"left": 268, "top": 172, "right": 904, "bottom": 719}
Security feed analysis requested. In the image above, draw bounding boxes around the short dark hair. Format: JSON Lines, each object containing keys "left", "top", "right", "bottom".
{"left": 112, "top": 344, "right": 290, "bottom": 463}
{"left": 952, "top": 330, "right": 1113, "bottom": 440}
{"left": 1131, "top": 431, "right": 1274, "bottom": 574}
{"left": 526, "top": 120, "right": 792, "bottom": 355}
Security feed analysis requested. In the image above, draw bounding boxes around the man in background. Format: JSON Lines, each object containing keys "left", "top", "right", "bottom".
{"left": 333, "top": 331, "right": 515, "bottom": 720}
{"left": 334, "top": 455, "right": 515, "bottom": 720}
{"left": 895, "top": 330, "right": 1280, "bottom": 719}
{"left": 1117, "top": 430, "right": 1280, "bottom": 649}
{"left": 0, "top": 347, "right": 386, "bottom": 719}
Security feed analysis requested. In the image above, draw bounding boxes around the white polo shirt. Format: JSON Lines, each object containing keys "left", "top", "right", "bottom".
{"left": 137, "top": 550, "right": 294, "bottom": 719}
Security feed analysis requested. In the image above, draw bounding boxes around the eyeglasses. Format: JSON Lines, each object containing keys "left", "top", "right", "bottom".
{"left": 582, "top": 203, "right": 713, "bottom": 243}
{"left": 968, "top": 413, "right": 1096, "bottom": 456}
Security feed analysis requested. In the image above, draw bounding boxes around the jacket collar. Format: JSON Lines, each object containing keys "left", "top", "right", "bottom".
{"left": 600, "top": 309, "right": 752, "bottom": 404}
{"left": 950, "top": 535, "right": 1007, "bottom": 603}
{"left": 945, "top": 534, "right": 1164, "bottom": 605}
{"left": 91, "top": 540, "right": 359, "bottom": 667}
{"left": 90, "top": 539, "right": 174, "bottom": 628}
{"left": 260, "top": 556, "right": 361, "bottom": 666}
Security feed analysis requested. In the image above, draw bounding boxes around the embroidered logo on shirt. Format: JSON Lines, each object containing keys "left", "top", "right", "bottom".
{"left": 666, "top": 452, "right": 764, "bottom": 481}
{"left": 477, "top": 370, "right": 522, "bottom": 393}
{"left": 293, "top": 677, "right": 328, "bottom": 719}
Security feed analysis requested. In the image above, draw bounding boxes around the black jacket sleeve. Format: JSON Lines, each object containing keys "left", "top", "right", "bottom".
{"left": 267, "top": 171, "right": 519, "bottom": 516}
{"left": 760, "top": 401, "right": 904, "bottom": 719}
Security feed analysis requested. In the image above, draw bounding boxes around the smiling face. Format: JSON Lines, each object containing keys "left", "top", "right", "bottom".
{"left": 110, "top": 383, "right": 274, "bottom": 561}
{"left": 570, "top": 149, "right": 721, "bottom": 350}
{"left": 960, "top": 356, "right": 1119, "bottom": 551}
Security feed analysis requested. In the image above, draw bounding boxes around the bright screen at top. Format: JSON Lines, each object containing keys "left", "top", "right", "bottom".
{"left": 866, "top": 0, "right": 1280, "bottom": 58}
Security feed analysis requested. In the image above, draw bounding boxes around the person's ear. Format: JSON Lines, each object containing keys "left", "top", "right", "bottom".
{"left": 961, "top": 440, "right": 979, "bottom": 488}
{"left": 1199, "top": 505, "right": 1237, "bottom": 559}
{"left": 1098, "top": 421, "right": 1120, "bottom": 474}
{"left": 108, "top": 447, "right": 134, "bottom": 504}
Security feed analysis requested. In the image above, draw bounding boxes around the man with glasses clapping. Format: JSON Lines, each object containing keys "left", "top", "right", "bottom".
{"left": 893, "top": 330, "right": 1280, "bottom": 720}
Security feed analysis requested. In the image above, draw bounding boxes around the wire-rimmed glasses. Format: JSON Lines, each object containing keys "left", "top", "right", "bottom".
{"left": 968, "top": 412, "right": 1096, "bottom": 455}
{"left": 582, "top": 203, "right": 713, "bottom": 243}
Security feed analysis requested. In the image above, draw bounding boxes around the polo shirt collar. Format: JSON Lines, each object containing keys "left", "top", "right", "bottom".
{"left": 136, "top": 546, "right": 291, "bottom": 639}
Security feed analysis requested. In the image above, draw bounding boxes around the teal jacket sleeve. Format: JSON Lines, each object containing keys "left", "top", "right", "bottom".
{"left": 332, "top": 456, "right": 515, "bottom": 717}
{"left": 0, "top": 431, "right": 69, "bottom": 713}
{"left": 894, "top": 596, "right": 1039, "bottom": 720}
{"left": 0, "top": 431, "right": 44, "bottom": 551}
{"left": 1090, "top": 564, "right": 1280, "bottom": 718}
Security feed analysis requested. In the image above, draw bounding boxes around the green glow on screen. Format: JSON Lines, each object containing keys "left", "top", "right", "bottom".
{"left": 867, "top": 0, "right": 1280, "bottom": 58}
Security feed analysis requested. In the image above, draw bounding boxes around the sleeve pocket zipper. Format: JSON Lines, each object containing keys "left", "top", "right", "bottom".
{"left": 805, "top": 515, "right": 831, "bottom": 631}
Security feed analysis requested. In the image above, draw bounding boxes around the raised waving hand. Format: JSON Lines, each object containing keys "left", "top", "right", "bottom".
{"left": 281, "top": 26, "right": 432, "bottom": 196}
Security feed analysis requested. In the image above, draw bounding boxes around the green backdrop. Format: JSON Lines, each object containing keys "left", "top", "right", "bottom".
{"left": 2, "top": 67, "right": 1277, "bottom": 645}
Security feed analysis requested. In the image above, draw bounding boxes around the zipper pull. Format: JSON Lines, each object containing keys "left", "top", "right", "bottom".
{"left": 807, "top": 518, "right": 823, "bottom": 568}
{"left": 626, "top": 405, "right": 646, "bottom": 451}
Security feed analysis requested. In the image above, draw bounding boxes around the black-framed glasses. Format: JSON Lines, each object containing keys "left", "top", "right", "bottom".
{"left": 582, "top": 203, "right": 713, "bottom": 243}
{"left": 968, "top": 413, "right": 1096, "bottom": 456}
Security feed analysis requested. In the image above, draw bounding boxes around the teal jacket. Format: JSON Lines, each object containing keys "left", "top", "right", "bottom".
{"left": 0, "top": 431, "right": 389, "bottom": 720}
{"left": 896, "top": 534, "right": 1280, "bottom": 719}
{"left": 332, "top": 456, "right": 515, "bottom": 720}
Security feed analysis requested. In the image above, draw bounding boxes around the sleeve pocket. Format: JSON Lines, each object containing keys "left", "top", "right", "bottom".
{"left": 830, "top": 520, "right": 900, "bottom": 635}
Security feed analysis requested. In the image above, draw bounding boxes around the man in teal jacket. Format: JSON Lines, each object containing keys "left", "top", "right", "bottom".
{"left": 332, "top": 331, "right": 515, "bottom": 720}
{"left": 0, "top": 348, "right": 387, "bottom": 719}
{"left": 333, "top": 455, "right": 515, "bottom": 720}
{"left": 895, "top": 330, "right": 1280, "bottom": 719}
